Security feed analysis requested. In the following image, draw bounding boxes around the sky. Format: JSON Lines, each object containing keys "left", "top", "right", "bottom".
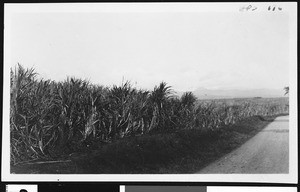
{"left": 7, "top": 5, "right": 290, "bottom": 92}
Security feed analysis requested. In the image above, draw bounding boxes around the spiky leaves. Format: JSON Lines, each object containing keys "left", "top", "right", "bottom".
{"left": 149, "top": 82, "right": 174, "bottom": 132}
{"left": 178, "top": 92, "right": 197, "bottom": 129}
{"left": 10, "top": 64, "right": 290, "bottom": 164}
{"left": 284, "top": 86, "right": 289, "bottom": 95}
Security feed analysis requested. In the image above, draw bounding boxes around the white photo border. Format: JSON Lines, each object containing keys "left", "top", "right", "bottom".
{"left": 2, "top": 2, "right": 298, "bottom": 183}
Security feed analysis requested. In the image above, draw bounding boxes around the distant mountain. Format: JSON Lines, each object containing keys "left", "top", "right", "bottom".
{"left": 192, "top": 87, "right": 287, "bottom": 99}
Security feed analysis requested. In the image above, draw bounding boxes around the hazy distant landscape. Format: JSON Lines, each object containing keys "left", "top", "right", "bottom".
{"left": 176, "top": 87, "right": 287, "bottom": 99}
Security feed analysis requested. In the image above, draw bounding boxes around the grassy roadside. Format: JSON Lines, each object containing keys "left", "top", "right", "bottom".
{"left": 11, "top": 115, "right": 286, "bottom": 174}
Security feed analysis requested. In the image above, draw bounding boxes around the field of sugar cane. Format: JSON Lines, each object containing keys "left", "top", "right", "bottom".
{"left": 10, "top": 64, "right": 289, "bottom": 165}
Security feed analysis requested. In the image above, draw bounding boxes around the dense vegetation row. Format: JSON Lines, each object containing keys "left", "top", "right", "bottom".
{"left": 10, "top": 64, "right": 289, "bottom": 164}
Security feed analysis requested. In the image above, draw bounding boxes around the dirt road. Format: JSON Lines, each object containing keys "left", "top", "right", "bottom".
{"left": 198, "top": 115, "right": 289, "bottom": 173}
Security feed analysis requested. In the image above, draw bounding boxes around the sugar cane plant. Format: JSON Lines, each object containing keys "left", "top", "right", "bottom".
{"left": 10, "top": 64, "right": 289, "bottom": 164}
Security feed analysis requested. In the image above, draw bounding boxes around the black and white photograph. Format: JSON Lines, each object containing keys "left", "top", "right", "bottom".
{"left": 2, "top": 3, "right": 297, "bottom": 182}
